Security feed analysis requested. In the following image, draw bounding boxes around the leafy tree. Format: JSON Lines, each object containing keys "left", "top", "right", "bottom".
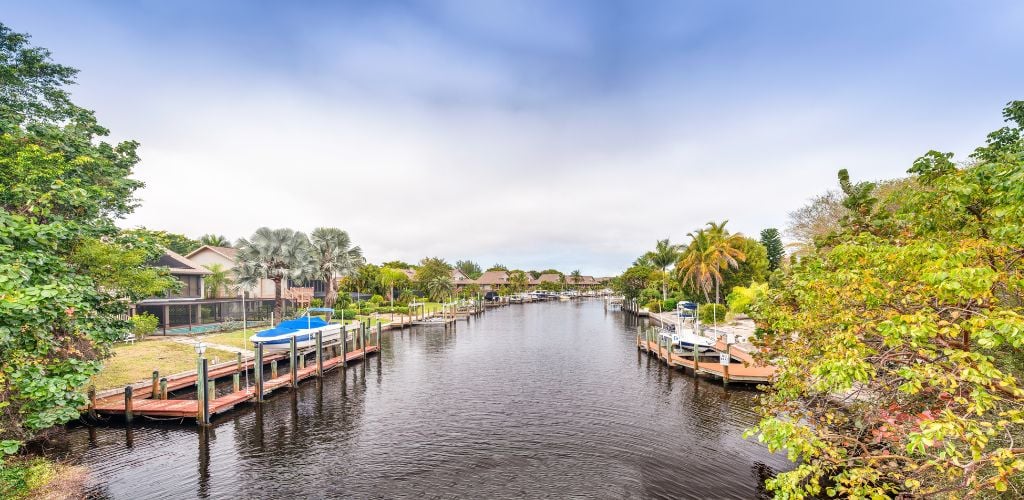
{"left": 644, "top": 238, "right": 682, "bottom": 300}
{"left": 508, "top": 270, "right": 529, "bottom": 294}
{"left": 613, "top": 265, "right": 655, "bottom": 300}
{"left": 199, "top": 234, "right": 231, "bottom": 247}
{"left": 425, "top": 274, "right": 454, "bottom": 302}
{"left": 720, "top": 237, "right": 768, "bottom": 293}
{"left": 486, "top": 263, "right": 508, "bottom": 272}
{"left": 381, "top": 260, "right": 413, "bottom": 269}
{"left": 528, "top": 270, "right": 541, "bottom": 279}
{"left": 235, "top": 227, "right": 309, "bottom": 320}
{"left": 202, "top": 263, "right": 233, "bottom": 298}
{"left": 349, "top": 264, "right": 383, "bottom": 302}
{"left": 379, "top": 267, "right": 410, "bottom": 317}
{"left": 415, "top": 257, "right": 452, "bottom": 295}
{"left": 759, "top": 228, "right": 784, "bottom": 271}
{"left": 454, "top": 260, "right": 483, "bottom": 279}
{"left": 305, "top": 227, "right": 363, "bottom": 313}
{"left": 122, "top": 228, "right": 199, "bottom": 255}
{"left": 0, "top": 23, "right": 174, "bottom": 453}
{"left": 747, "top": 101, "right": 1024, "bottom": 498}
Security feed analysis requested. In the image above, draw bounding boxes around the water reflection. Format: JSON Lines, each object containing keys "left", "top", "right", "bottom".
{"left": 56, "top": 300, "right": 788, "bottom": 498}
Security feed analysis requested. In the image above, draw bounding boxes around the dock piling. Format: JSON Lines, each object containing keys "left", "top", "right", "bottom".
{"left": 255, "top": 342, "right": 264, "bottom": 402}
{"left": 88, "top": 385, "right": 97, "bottom": 420}
{"left": 342, "top": 325, "right": 348, "bottom": 368}
{"left": 289, "top": 336, "right": 298, "bottom": 388}
{"left": 271, "top": 359, "right": 278, "bottom": 379}
{"left": 159, "top": 377, "right": 168, "bottom": 399}
{"left": 315, "top": 330, "right": 323, "bottom": 378}
{"left": 198, "top": 358, "right": 210, "bottom": 426}
{"left": 151, "top": 370, "right": 159, "bottom": 399}
{"left": 233, "top": 372, "right": 241, "bottom": 392}
{"left": 124, "top": 385, "right": 133, "bottom": 424}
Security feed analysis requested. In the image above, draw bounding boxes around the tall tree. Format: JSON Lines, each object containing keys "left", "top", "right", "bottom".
{"left": 122, "top": 228, "right": 199, "bottom": 255}
{"left": 202, "top": 263, "right": 233, "bottom": 298}
{"left": 415, "top": 257, "right": 452, "bottom": 297}
{"left": 0, "top": 23, "right": 174, "bottom": 452}
{"left": 235, "top": 227, "right": 309, "bottom": 320}
{"left": 379, "top": 267, "right": 409, "bottom": 317}
{"left": 199, "top": 234, "right": 231, "bottom": 247}
{"left": 570, "top": 269, "right": 582, "bottom": 290}
{"left": 454, "top": 259, "right": 483, "bottom": 279}
{"left": 486, "top": 263, "right": 508, "bottom": 272}
{"left": 425, "top": 274, "right": 453, "bottom": 302}
{"left": 759, "top": 228, "right": 784, "bottom": 271}
{"left": 305, "top": 227, "right": 363, "bottom": 313}
{"left": 645, "top": 238, "right": 682, "bottom": 300}
{"left": 508, "top": 270, "right": 529, "bottom": 294}
{"left": 749, "top": 101, "right": 1024, "bottom": 498}
{"left": 676, "top": 221, "right": 746, "bottom": 306}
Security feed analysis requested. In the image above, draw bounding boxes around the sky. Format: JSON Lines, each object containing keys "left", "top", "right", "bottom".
{"left": 3, "top": 1, "right": 1023, "bottom": 276}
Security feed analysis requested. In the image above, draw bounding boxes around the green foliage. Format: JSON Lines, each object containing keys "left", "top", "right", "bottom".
{"left": 759, "top": 228, "right": 784, "bottom": 271}
{"left": 380, "top": 260, "right": 412, "bottom": 269}
{"left": 309, "top": 298, "right": 323, "bottom": 308}
{"left": 454, "top": 259, "right": 483, "bottom": 279}
{"left": 202, "top": 262, "right": 233, "bottom": 298}
{"left": 719, "top": 237, "right": 768, "bottom": 292}
{"left": 0, "top": 24, "right": 175, "bottom": 452}
{"left": 306, "top": 227, "right": 363, "bottom": 310}
{"left": 676, "top": 221, "right": 747, "bottom": 302}
{"left": 697, "top": 303, "right": 726, "bottom": 324}
{"left": 130, "top": 313, "right": 158, "bottom": 339}
{"left": 613, "top": 264, "right": 654, "bottom": 299}
{"left": 415, "top": 257, "right": 452, "bottom": 300}
{"left": 369, "top": 294, "right": 385, "bottom": 305}
{"left": 121, "top": 228, "right": 198, "bottom": 255}
{"left": 748, "top": 101, "right": 1024, "bottom": 498}
{"left": 726, "top": 282, "right": 768, "bottom": 314}
{"left": 662, "top": 299, "right": 678, "bottom": 312}
{"left": 198, "top": 234, "right": 231, "bottom": 247}
{"left": 508, "top": 270, "right": 529, "bottom": 294}
{"left": 486, "top": 263, "right": 508, "bottom": 271}
{"left": 0, "top": 457, "right": 57, "bottom": 499}
{"left": 332, "top": 308, "right": 356, "bottom": 320}
{"left": 235, "top": 227, "right": 310, "bottom": 320}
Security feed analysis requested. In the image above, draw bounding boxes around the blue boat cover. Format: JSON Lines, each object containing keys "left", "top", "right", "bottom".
{"left": 254, "top": 316, "right": 329, "bottom": 340}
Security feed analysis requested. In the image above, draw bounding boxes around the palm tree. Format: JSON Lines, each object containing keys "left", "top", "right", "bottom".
{"left": 305, "top": 227, "right": 363, "bottom": 316}
{"left": 558, "top": 273, "right": 567, "bottom": 292}
{"left": 379, "top": 267, "right": 409, "bottom": 320}
{"left": 426, "top": 274, "right": 453, "bottom": 302}
{"left": 676, "top": 221, "right": 746, "bottom": 306}
{"left": 235, "top": 227, "right": 310, "bottom": 321}
{"left": 570, "top": 270, "right": 582, "bottom": 290}
{"left": 203, "top": 263, "right": 233, "bottom": 298}
{"left": 508, "top": 270, "right": 529, "bottom": 294}
{"left": 646, "top": 238, "right": 682, "bottom": 301}
{"left": 199, "top": 234, "right": 231, "bottom": 247}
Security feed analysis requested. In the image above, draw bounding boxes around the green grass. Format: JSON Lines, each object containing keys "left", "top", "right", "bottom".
{"left": 198, "top": 329, "right": 254, "bottom": 350}
{"left": 90, "top": 338, "right": 235, "bottom": 391}
{"left": 0, "top": 457, "right": 86, "bottom": 499}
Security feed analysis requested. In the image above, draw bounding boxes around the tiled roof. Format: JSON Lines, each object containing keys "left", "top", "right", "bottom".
{"left": 157, "top": 249, "right": 211, "bottom": 275}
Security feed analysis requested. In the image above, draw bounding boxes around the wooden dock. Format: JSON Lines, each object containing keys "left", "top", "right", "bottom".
{"left": 637, "top": 334, "right": 775, "bottom": 384}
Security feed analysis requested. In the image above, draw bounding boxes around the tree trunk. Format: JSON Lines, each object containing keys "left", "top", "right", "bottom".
{"left": 324, "top": 278, "right": 338, "bottom": 322}
{"left": 273, "top": 277, "right": 282, "bottom": 322}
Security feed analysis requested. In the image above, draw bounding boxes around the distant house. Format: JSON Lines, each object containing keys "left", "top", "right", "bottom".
{"left": 135, "top": 248, "right": 277, "bottom": 334}
{"left": 535, "top": 273, "right": 564, "bottom": 287}
{"left": 474, "top": 270, "right": 510, "bottom": 292}
{"left": 451, "top": 268, "right": 475, "bottom": 288}
{"left": 185, "top": 245, "right": 278, "bottom": 299}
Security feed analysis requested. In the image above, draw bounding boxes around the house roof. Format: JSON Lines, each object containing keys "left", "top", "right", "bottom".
{"left": 536, "top": 273, "right": 564, "bottom": 283}
{"left": 156, "top": 249, "right": 211, "bottom": 275}
{"left": 474, "top": 270, "right": 509, "bottom": 285}
{"left": 185, "top": 245, "right": 238, "bottom": 261}
{"left": 451, "top": 269, "right": 474, "bottom": 284}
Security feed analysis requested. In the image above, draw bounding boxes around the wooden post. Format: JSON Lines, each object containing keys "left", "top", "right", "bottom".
{"left": 208, "top": 379, "right": 215, "bottom": 401}
{"left": 693, "top": 343, "right": 700, "bottom": 375}
{"left": 160, "top": 377, "right": 168, "bottom": 400}
{"left": 88, "top": 385, "right": 97, "bottom": 420}
{"left": 255, "top": 342, "right": 264, "bottom": 402}
{"left": 361, "top": 323, "right": 367, "bottom": 358}
{"left": 236, "top": 352, "right": 243, "bottom": 372}
{"left": 376, "top": 322, "right": 382, "bottom": 348}
{"left": 667, "top": 340, "right": 674, "bottom": 367}
{"left": 271, "top": 359, "right": 278, "bottom": 379}
{"left": 342, "top": 324, "right": 348, "bottom": 368}
{"left": 199, "top": 358, "right": 210, "bottom": 426}
{"left": 124, "top": 385, "right": 133, "bottom": 424}
{"left": 233, "top": 372, "right": 241, "bottom": 392}
{"left": 151, "top": 370, "right": 159, "bottom": 399}
{"left": 290, "top": 336, "right": 298, "bottom": 388}
{"left": 315, "top": 330, "right": 323, "bottom": 378}
{"left": 722, "top": 343, "right": 731, "bottom": 386}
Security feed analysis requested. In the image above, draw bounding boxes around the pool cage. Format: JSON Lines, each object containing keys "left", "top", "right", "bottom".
{"left": 135, "top": 298, "right": 292, "bottom": 335}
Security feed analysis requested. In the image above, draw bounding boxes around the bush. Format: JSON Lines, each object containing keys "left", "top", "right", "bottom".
{"left": 310, "top": 298, "right": 323, "bottom": 308}
{"left": 369, "top": 294, "right": 385, "bottom": 305}
{"left": 662, "top": 299, "right": 678, "bottom": 312}
{"left": 131, "top": 313, "right": 159, "bottom": 339}
{"left": 333, "top": 309, "right": 356, "bottom": 320}
{"left": 697, "top": 303, "right": 727, "bottom": 325}
{"left": 643, "top": 299, "right": 660, "bottom": 311}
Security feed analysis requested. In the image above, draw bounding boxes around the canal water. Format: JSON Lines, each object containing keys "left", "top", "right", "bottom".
{"left": 50, "top": 300, "right": 789, "bottom": 499}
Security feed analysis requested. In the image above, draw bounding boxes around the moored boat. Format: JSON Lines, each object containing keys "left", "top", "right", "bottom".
{"left": 250, "top": 308, "right": 347, "bottom": 351}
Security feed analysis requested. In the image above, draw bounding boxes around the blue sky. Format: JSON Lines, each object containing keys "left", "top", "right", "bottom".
{"left": 3, "top": 1, "right": 1022, "bottom": 275}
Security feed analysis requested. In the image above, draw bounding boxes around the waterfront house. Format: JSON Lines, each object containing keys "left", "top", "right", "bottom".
{"left": 186, "top": 245, "right": 279, "bottom": 299}
{"left": 474, "top": 270, "right": 510, "bottom": 292}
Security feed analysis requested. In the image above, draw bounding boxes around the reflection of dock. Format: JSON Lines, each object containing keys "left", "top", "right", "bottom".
{"left": 636, "top": 331, "right": 775, "bottom": 384}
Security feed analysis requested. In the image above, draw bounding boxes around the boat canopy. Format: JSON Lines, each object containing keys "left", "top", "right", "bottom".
{"left": 254, "top": 316, "right": 329, "bottom": 339}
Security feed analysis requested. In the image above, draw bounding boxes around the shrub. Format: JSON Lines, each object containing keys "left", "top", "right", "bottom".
{"left": 131, "top": 313, "right": 159, "bottom": 339}
{"left": 643, "top": 299, "right": 660, "bottom": 311}
{"left": 333, "top": 309, "right": 356, "bottom": 320}
{"left": 369, "top": 294, "right": 385, "bottom": 305}
{"left": 726, "top": 282, "right": 768, "bottom": 314}
{"left": 310, "top": 298, "right": 323, "bottom": 308}
{"left": 662, "top": 299, "right": 678, "bottom": 312}
{"left": 697, "top": 303, "right": 726, "bottom": 325}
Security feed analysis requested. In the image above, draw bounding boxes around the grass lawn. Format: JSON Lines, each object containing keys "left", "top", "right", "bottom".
{"left": 198, "top": 329, "right": 255, "bottom": 350}
{"left": 90, "top": 337, "right": 236, "bottom": 391}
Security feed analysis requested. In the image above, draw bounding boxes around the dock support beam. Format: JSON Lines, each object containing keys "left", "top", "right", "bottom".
{"left": 88, "top": 385, "right": 97, "bottom": 420}
{"left": 151, "top": 370, "right": 159, "bottom": 399}
{"left": 290, "top": 336, "right": 298, "bottom": 388}
{"left": 362, "top": 323, "right": 367, "bottom": 358}
{"left": 198, "top": 358, "right": 210, "bottom": 426}
{"left": 255, "top": 342, "right": 264, "bottom": 402}
{"left": 160, "top": 377, "right": 168, "bottom": 399}
{"left": 722, "top": 343, "right": 731, "bottom": 386}
{"left": 377, "top": 322, "right": 382, "bottom": 348}
{"left": 316, "top": 330, "right": 323, "bottom": 378}
{"left": 342, "top": 326, "right": 348, "bottom": 368}
{"left": 124, "top": 386, "right": 133, "bottom": 424}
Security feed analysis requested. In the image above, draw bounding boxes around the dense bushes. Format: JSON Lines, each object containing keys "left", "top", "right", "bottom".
{"left": 130, "top": 313, "right": 158, "bottom": 339}
{"left": 662, "top": 299, "right": 678, "bottom": 312}
{"left": 697, "top": 303, "right": 726, "bottom": 324}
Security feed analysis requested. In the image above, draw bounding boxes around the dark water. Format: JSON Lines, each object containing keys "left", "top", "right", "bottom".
{"left": 49, "top": 300, "right": 789, "bottom": 499}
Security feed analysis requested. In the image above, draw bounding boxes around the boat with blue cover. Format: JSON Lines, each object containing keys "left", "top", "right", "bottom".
{"left": 250, "top": 308, "right": 347, "bottom": 351}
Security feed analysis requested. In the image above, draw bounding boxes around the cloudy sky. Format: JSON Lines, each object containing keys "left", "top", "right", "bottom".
{"left": 4, "top": 1, "right": 1022, "bottom": 275}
